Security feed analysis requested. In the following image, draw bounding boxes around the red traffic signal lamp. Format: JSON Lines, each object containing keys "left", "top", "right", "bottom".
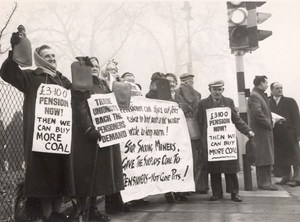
{"left": 227, "top": 1, "right": 272, "bottom": 52}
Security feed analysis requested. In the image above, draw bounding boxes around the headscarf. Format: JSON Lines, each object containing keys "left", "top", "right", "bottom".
{"left": 34, "top": 47, "right": 57, "bottom": 77}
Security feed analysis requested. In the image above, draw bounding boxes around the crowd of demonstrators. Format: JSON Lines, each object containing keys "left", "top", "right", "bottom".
{"left": 2, "top": 26, "right": 300, "bottom": 222}
{"left": 269, "top": 82, "right": 300, "bottom": 187}
{"left": 197, "top": 80, "right": 254, "bottom": 202}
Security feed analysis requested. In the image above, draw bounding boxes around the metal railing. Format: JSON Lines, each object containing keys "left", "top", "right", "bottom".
{"left": 0, "top": 79, "right": 24, "bottom": 222}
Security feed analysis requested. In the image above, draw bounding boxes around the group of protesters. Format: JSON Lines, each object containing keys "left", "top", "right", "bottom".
{"left": 1, "top": 27, "right": 300, "bottom": 222}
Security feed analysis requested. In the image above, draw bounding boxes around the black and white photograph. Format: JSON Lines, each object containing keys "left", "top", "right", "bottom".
{"left": 1, "top": 0, "right": 300, "bottom": 221}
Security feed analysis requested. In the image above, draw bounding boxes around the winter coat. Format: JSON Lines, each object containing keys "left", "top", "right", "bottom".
{"left": 197, "top": 95, "right": 251, "bottom": 174}
{"left": 0, "top": 52, "right": 74, "bottom": 197}
{"left": 71, "top": 76, "right": 124, "bottom": 197}
{"left": 248, "top": 87, "right": 274, "bottom": 166}
{"left": 269, "top": 96, "right": 300, "bottom": 166}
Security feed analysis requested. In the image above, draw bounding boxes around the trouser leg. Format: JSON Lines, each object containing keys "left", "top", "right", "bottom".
{"left": 280, "top": 165, "right": 292, "bottom": 182}
{"left": 210, "top": 173, "right": 223, "bottom": 197}
{"left": 256, "top": 165, "right": 272, "bottom": 187}
{"left": 192, "top": 139, "right": 209, "bottom": 191}
{"left": 293, "top": 165, "right": 300, "bottom": 182}
{"left": 224, "top": 173, "right": 239, "bottom": 194}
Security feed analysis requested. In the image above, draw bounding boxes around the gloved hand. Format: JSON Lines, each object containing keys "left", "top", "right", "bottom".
{"left": 247, "top": 131, "right": 255, "bottom": 139}
{"left": 86, "top": 128, "right": 101, "bottom": 141}
{"left": 10, "top": 32, "right": 20, "bottom": 49}
{"left": 76, "top": 56, "right": 93, "bottom": 66}
{"left": 10, "top": 25, "right": 26, "bottom": 49}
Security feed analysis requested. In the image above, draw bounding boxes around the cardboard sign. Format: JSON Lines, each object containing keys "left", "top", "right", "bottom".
{"left": 88, "top": 93, "right": 128, "bottom": 147}
{"left": 206, "top": 107, "right": 237, "bottom": 161}
{"left": 32, "top": 84, "right": 72, "bottom": 154}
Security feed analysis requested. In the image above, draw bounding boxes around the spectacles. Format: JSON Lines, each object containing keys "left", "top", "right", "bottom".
{"left": 107, "top": 68, "right": 118, "bottom": 72}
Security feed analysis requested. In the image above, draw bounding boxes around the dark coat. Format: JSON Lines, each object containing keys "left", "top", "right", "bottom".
{"left": 71, "top": 76, "right": 124, "bottom": 197}
{"left": 0, "top": 52, "right": 74, "bottom": 197}
{"left": 248, "top": 87, "right": 274, "bottom": 166}
{"left": 197, "top": 95, "right": 251, "bottom": 174}
{"left": 269, "top": 96, "right": 300, "bottom": 166}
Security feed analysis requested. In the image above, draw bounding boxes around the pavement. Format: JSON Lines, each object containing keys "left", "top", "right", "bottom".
{"left": 93, "top": 168, "right": 300, "bottom": 222}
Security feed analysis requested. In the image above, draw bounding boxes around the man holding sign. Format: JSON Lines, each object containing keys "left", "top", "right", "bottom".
{"left": 197, "top": 80, "right": 254, "bottom": 202}
{"left": 1, "top": 35, "right": 74, "bottom": 221}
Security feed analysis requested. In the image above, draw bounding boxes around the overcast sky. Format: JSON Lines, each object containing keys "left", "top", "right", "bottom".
{"left": 1, "top": 0, "right": 300, "bottom": 107}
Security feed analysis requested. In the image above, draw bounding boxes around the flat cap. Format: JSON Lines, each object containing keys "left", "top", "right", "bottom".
{"left": 180, "top": 73, "right": 194, "bottom": 80}
{"left": 209, "top": 80, "right": 224, "bottom": 88}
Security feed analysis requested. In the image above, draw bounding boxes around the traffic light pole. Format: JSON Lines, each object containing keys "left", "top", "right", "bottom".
{"left": 234, "top": 50, "right": 253, "bottom": 191}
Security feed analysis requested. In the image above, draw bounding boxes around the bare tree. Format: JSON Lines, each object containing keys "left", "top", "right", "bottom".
{"left": 0, "top": 2, "right": 18, "bottom": 54}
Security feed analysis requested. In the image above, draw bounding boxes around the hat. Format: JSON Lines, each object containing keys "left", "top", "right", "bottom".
{"left": 180, "top": 73, "right": 194, "bottom": 80}
{"left": 209, "top": 80, "right": 224, "bottom": 88}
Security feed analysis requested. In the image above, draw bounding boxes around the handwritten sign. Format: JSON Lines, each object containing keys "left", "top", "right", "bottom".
{"left": 120, "top": 97, "right": 194, "bottom": 202}
{"left": 32, "top": 84, "right": 72, "bottom": 154}
{"left": 206, "top": 107, "right": 237, "bottom": 161}
{"left": 88, "top": 93, "right": 128, "bottom": 147}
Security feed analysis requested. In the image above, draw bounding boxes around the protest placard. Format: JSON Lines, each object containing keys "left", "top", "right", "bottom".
{"left": 88, "top": 93, "right": 128, "bottom": 147}
{"left": 32, "top": 84, "right": 72, "bottom": 154}
{"left": 120, "top": 97, "right": 194, "bottom": 202}
{"left": 206, "top": 107, "right": 237, "bottom": 161}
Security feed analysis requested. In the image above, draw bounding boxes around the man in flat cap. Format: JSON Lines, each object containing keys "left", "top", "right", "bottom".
{"left": 176, "top": 73, "right": 209, "bottom": 194}
{"left": 197, "top": 80, "right": 254, "bottom": 202}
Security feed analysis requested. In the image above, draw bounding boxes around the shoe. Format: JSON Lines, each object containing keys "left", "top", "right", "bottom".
{"left": 194, "top": 189, "right": 209, "bottom": 194}
{"left": 122, "top": 203, "right": 131, "bottom": 212}
{"left": 174, "top": 193, "right": 189, "bottom": 201}
{"left": 258, "top": 185, "right": 278, "bottom": 190}
{"left": 287, "top": 181, "right": 300, "bottom": 187}
{"left": 128, "top": 199, "right": 150, "bottom": 206}
{"left": 275, "top": 179, "right": 289, "bottom": 185}
{"left": 89, "top": 207, "right": 111, "bottom": 222}
{"left": 46, "top": 212, "right": 70, "bottom": 222}
{"left": 165, "top": 192, "right": 175, "bottom": 203}
{"left": 231, "top": 193, "right": 242, "bottom": 202}
{"left": 209, "top": 196, "right": 221, "bottom": 201}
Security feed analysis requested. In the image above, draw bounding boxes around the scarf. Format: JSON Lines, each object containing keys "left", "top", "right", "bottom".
{"left": 34, "top": 48, "right": 57, "bottom": 77}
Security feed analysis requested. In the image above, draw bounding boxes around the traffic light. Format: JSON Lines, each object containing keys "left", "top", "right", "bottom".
{"left": 227, "top": 1, "right": 272, "bottom": 52}
{"left": 246, "top": 2, "right": 272, "bottom": 51}
{"left": 227, "top": 2, "right": 249, "bottom": 50}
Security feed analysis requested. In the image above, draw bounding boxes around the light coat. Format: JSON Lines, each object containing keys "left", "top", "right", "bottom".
{"left": 248, "top": 87, "right": 274, "bottom": 166}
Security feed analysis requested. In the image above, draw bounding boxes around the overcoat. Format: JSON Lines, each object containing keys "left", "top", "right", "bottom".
{"left": 0, "top": 52, "right": 75, "bottom": 197}
{"left": 248, "top": 87, "right": 274, "bottom": 166}
{"left": 269, "top": 96, "right": 300, "bottom": 166}
{"left": 197, "top": 95, "right": 251, "bottom": 174}
{"left": 71, "top": 76, "right": 124, "bottom": 197}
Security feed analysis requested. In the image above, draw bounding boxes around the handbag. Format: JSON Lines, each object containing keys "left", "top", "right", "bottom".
{"left": 246, "top": 139, "right": 256, "bottom": 165}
